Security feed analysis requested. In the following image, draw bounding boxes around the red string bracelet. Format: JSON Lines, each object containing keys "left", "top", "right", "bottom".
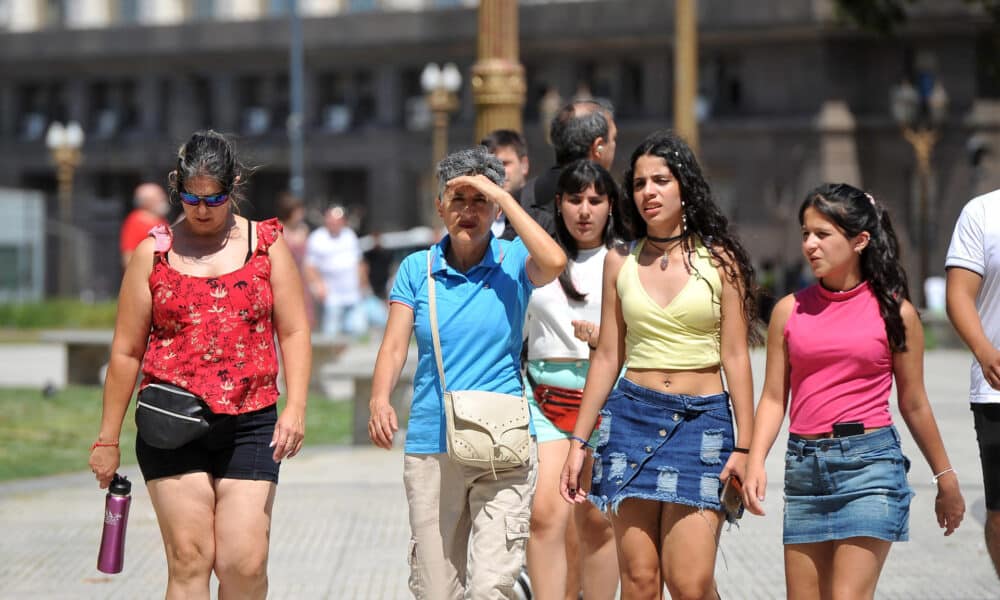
{"left": 91, "top": 441, "right": 120, "bottom": 452}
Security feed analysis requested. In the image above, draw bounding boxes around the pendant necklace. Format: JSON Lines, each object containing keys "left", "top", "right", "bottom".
{"left": 646, "top": 233, "right": 685, "bottom": 270}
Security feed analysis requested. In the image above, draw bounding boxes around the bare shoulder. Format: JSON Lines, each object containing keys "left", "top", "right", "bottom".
{"left": 899, "top": 299, "right": 922, "bottom": 326}
{"left": 770, "top": 293, "right": 796, "bottom": 325}
{"left": 604, "top": 241, "right": 630, "bottom": 273}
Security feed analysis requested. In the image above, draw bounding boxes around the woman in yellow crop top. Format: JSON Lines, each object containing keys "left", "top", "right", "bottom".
{"left": 560, "top": 130, "right": 759, "bottom": 599}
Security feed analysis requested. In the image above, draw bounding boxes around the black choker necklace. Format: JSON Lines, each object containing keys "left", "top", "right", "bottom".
{"left": 647, "top": 232, "right": 685, "bottom": 243}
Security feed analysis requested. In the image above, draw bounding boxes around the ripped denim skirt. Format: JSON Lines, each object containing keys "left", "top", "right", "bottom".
{"left": 589, "top": 377, "right": 734, "bottom": 514}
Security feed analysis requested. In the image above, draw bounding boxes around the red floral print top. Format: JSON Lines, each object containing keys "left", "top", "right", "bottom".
{"left": 141, "top": 219, "right": 283, "bottom": 415}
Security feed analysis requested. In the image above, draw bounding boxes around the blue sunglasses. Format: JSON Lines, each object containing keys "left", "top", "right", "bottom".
{"left": 179, "top": 191, "right": 230, "bottom": 207}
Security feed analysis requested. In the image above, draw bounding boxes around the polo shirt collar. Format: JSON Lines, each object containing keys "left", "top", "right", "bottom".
{"left": 430, "top": 234, "right": 504, "bottom": 274}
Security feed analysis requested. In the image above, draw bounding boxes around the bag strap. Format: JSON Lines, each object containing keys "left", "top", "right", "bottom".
{"left": 427, "top": 250, "right": 449, "bottom": 393}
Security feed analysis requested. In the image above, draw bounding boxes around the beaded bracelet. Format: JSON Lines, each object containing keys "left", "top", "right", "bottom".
{"left": 90, "top": 441, "right": 120, "bottom": 452}
{"left": 569, "top": 435, "right": 593, "bottom": 449}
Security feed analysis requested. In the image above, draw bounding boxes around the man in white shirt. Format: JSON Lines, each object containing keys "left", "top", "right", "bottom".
{"left": 945, "top": 188, "right": 1000, "bottom": 578}
{"left": 304, "top": 204, "right": 365, "bottom": 337}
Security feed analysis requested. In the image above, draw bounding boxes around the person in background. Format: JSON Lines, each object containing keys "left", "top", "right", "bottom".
{"left": 745, "top": 183, "right": 965, "bottom": 598}
{"left": 368, "top": 147, "right": 566, "bottom": 599}
{"left": 481, "top": 129, "right": 531, "bottom": 239}
{"left": 304, "top": 204, "right": 366, "bottom": 338}
{"left": 945, "top": 187, "right": 1000, "bottom": 578}
{"left": 120, "top": 182, "right": 169, "bottom": 268}
{"left": 524, "top": 160, "right": 619, "bottom": 600}
{"left": 90, "top": 130, "right": 311, "bottom": 599}
{"left": 276, "top": 192, "right": 314, "bottom": 329}
{"left": 561, "top": 130, "right": 757, "bottom": 599}
{"left": 504, "top": 100, "right": 617, "bottom": 240}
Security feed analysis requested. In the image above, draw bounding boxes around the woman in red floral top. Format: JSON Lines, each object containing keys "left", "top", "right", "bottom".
{"left": 89, "top": 130, "right": 311, "bottom": 599}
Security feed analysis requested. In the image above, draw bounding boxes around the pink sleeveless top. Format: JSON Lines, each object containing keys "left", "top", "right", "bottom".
{"left": 141, "top": 219, "right": 283, "bottom": 415}
{"left": 784, "top": 282, "right": 894, "bottom": 435}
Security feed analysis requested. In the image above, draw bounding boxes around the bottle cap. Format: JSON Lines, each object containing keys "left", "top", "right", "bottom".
{"left": 109, "top": 474, "right": 131, "bottom": 496}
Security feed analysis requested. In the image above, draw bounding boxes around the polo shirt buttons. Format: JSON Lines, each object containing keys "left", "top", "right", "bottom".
{"left": 658, "top": 429, "right": 667, "bottom": 437}
{"left": 644, "top": 446, "right": 652, "bottom": 453}
{"left": 672, "top": 413, "right": 680, "bottom": 422}
{"left": 630, "top": 462, "right": 637, "bottom": 469}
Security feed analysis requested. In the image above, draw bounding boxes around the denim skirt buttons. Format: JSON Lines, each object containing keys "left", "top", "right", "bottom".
{"left": 589, "top": 377, "right": 734, "bottom": 514}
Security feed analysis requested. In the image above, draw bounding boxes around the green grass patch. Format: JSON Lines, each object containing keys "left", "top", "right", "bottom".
{"left": 0, "top": 386, "right": 351, "bottom": 482}
{"left": 0, "top": 300, "right": 119, "bottom": 329}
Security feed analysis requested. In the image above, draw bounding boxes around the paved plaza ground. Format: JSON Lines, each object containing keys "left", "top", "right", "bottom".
{"left": 0, "top": 348, "right": 997, "bottom": 598}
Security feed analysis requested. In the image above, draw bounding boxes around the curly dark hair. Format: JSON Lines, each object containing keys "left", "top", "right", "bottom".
{"left": 618, "top": 130, "right": 760, "bottom": 341}
{"left": 799, "top": 183, "right": 911, "bottom": 352}
{"left": 552, "top": 159, "right": 620, "bottom": 301}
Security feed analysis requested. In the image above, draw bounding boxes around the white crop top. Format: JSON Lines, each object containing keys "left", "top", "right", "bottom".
{"left": 525, "top": 245, "right": 606, "bottom": 360}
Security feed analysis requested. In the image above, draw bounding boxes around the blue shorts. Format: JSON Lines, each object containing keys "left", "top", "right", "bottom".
{"left": 783, "top": 426, "right": 913, "bottom": 544}
{"left": 589, "top": 377, "right": 734, "bottom": 514}
{"left": 524, "top": 359, "right": 592, "bottom": 444}
{"left": 136, "top": 404, "right": 280, "bottom": 483}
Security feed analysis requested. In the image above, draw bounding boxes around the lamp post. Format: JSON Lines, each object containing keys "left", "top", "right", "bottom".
{"left": 45, "top": 121, "right": 85, "bottom": 297}
{"left": 421, "top": 62, "right": 462, "bottom": 225}
{"left": 890, "top": 55, "right": 947, "bottom": 309}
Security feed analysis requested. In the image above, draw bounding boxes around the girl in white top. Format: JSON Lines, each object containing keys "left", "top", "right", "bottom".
{"left": 524, "top": 160, "right": 619, "bottom": 600}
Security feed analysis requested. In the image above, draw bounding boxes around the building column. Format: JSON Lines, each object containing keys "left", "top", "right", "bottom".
{"left": 815, "top": 100, "right": 862, "bottom": 186}
{"left": 471, "top": 0, "right": 525, "bottom": 139}
{"left": 374, "top": 65, "right": 400, "bottom": 127}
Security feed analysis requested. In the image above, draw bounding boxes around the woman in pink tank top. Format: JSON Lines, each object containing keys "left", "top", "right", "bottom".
{"left": 744, "top": 183, "right": 965, "bottom": 598}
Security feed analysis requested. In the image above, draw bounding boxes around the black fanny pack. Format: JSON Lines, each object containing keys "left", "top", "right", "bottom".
{"left": 135, "top": 383, "right": 212, "bottom": 449}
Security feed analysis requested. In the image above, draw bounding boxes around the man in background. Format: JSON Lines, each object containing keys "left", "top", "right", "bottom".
{"left": 119, "top": 182, "right": 168, "bottom": 267}
{"left": 304, "top": 204, "right": 366, "bottom": 338}
{"left": 481, "top": 129, "right": 530, "bottom": 239}
{"left": 503, "top": 99, "right": 617, "bottom": 240}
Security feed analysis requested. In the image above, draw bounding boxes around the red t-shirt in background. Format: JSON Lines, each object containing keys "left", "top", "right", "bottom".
{"left": 120, "top": 210, "right": 168, "bottom": 255}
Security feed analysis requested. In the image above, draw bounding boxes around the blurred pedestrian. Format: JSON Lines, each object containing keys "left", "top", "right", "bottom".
{"left": 945, "top": 187, "right": 1000, "bottom": 578}
{"left": 304, "top": 204, "right": 365, "bottom": 337}
{"left": 524, "top": 160, "right": 618, "bottom": 600}
{"left": 120, "top": 182, "right": 169, "bottom": 268}
{"left": 276, "top": 192, "right": 315, "bottom": 328}
{"left": 481, "top": 129, "right": 530, "bottom": 238}
{"left": 89, "top": 130, "right": 312, "bottom": 599}
{"left": 561, "top": 130, "right": 757, "bottom": 599}
{"left": 368, "top": 147, "right": 566, "bottom": 599}
{"left": 744, "top": 183, "right": 965, "bottom": 598}
{"left": 505, "top": 100, "right": 617, "bottom": 240}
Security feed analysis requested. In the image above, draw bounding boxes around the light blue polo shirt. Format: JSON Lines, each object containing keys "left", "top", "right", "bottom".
{"left": 389, "top": 234, "right": 535, "bottom": 454}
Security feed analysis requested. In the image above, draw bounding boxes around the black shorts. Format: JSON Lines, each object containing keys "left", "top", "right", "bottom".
{"left": 972, "top": 403, "right": 1000, "bottom": 511}
{"left": 136, "top": 404, "right": 280, "bottom": 483}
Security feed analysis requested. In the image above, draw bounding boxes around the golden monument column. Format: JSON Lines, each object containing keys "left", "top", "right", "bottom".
{"left": 471, "top": 0, "right": 526, "bottom": 140}
{"left": 674, "top": 0, "right": 699, "bottom": 154}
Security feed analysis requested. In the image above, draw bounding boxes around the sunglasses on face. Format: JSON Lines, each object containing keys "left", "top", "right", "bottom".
{"left": 179, "top": 191, "right": 229, "bottom": 207}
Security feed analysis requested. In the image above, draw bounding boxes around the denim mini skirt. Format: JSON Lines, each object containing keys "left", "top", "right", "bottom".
{"left": 589, "top": 377, "right": 734, "bottom": 514}
{"left": 783, "top": 426, "right": 913, "bottom": 544}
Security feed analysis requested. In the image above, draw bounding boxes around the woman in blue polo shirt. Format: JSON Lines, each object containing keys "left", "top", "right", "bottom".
{"left": 368, "top": 147, "right": 566, "bottom": 599}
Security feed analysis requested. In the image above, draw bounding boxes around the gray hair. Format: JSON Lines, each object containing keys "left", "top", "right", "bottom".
{"left": 436, "top": 146, "right": 506, "bottom": 200}
{"left": 550, "top": 99, "right": 615, "bottom": 165}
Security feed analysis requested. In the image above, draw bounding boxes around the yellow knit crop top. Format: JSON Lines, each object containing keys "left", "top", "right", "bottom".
{"left": 617, "top": 238, "right": 722, "bottom": 369}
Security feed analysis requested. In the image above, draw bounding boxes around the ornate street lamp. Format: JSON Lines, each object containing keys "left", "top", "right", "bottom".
{"left": 890, "top": 54, "right": 947, "bottom": 308}
{"left": 45, "top": 120, "right": 85, "bottom": 297}
{"left": 421, "top": 62, "right": 462, "bottom": 225}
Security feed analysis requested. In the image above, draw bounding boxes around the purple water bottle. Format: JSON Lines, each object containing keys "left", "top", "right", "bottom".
{"left": 97, "top": 474, "right": 131, "bottom": 574}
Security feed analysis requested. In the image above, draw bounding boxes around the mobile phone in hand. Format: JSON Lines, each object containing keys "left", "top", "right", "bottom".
{"left": 721, "top": 475, "right": 744, "bottom": 523}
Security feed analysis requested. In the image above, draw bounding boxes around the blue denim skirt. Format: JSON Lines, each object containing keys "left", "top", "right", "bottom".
{"left": 783, "top": 426, "right": 913, "bottom": 544}
{"left": 589, "top": 377, "right": 734, "bottom": 514}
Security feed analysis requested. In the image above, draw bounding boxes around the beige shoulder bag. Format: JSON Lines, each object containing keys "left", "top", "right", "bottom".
{"left": 426, "top": 251, "right": 531, "bottom": 477}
